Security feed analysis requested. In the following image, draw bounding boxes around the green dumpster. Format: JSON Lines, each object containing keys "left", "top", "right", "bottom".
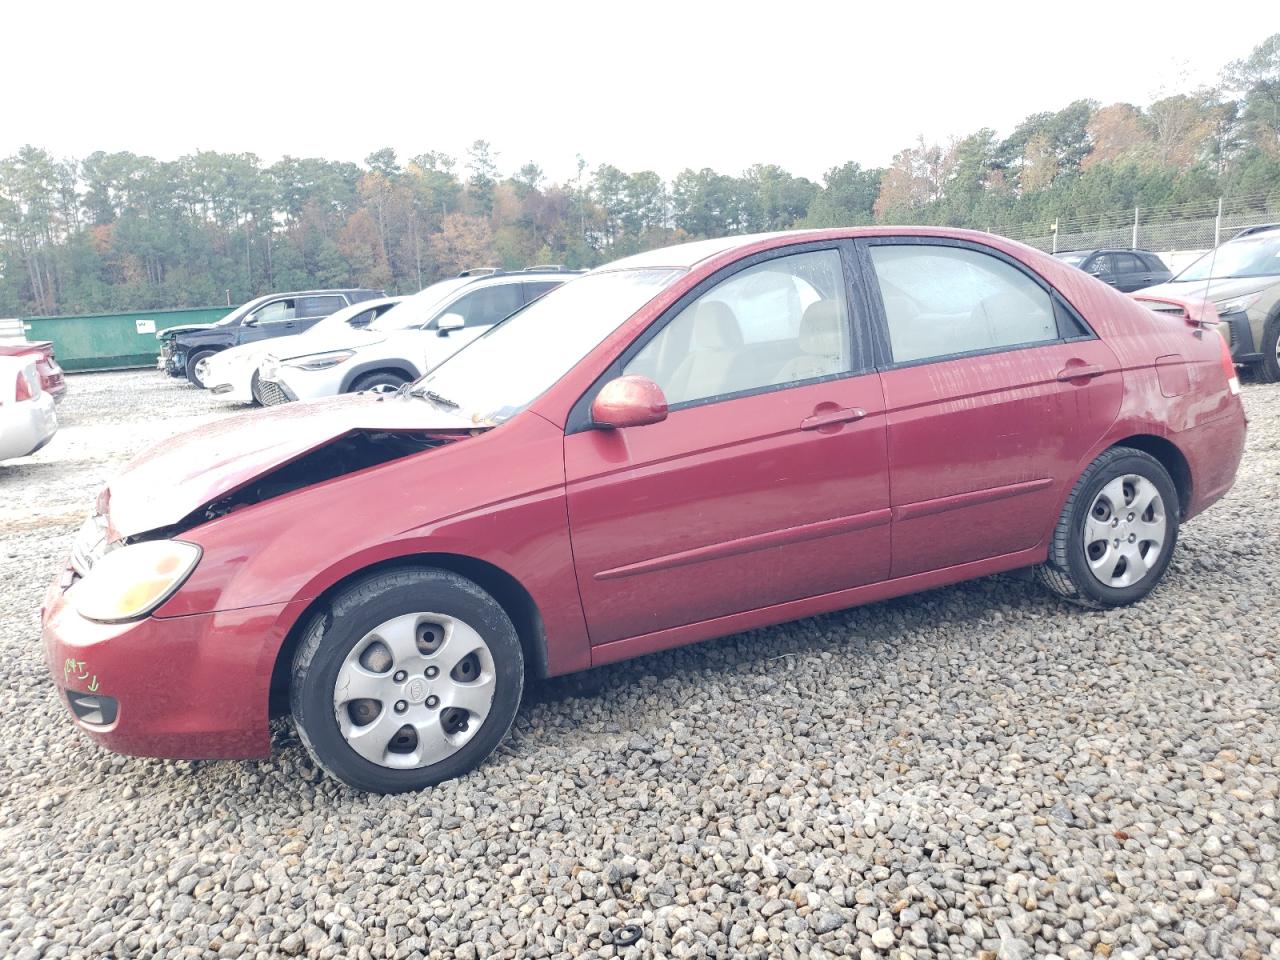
{"left": 20, "top": 306, "right": 234, "bottom": 372}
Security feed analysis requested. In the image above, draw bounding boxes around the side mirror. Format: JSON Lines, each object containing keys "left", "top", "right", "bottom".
{"left": 437, "top": 313, "right": 465, "bottom": 336}
{"left": 591, "top": 375, "right": 668, "bottom": 429}
{"left": 242, "top": 315, "right": 258, "bottom": 327}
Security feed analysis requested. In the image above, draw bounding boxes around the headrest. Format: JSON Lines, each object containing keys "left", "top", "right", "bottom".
{"left": 799, "top": 300, "right": 844, "bottom": 356}
{"left": 693, "top": 301, "right": 742, "bottom": 349}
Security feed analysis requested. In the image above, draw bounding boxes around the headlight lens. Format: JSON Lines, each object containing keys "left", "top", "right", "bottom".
{"left": 284, "top": 350, "right": 355, "bottom": 371}
{"left": 1215, "top": 293, "right": 1262, "bottom": 315}
{"left": 72, "top": 540, "right": 202, "bottom": 623}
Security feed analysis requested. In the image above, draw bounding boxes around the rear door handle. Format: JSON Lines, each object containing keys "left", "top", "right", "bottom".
{"left": 801, "top": 407, "right": 867, "bottom": 430}
{"left": 1056, "top": 363, "right": 1105, "bottom": 382}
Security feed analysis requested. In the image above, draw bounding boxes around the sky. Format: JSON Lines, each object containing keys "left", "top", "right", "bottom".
{"left": 3, "top": 1, "right": 1277, "bottom": 184}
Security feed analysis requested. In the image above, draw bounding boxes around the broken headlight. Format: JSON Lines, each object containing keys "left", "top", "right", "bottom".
{"left": 72, "top": 540, "right": 202, "bottom": 623}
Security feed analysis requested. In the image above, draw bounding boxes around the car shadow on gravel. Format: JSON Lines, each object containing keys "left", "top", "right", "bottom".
{"left": 521, "top": 572, "right": 1053, "bottom": 710}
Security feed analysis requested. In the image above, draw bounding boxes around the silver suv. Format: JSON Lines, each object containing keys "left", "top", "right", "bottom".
{"left": 253, "top": 267, "right": 581, "bottom": 405}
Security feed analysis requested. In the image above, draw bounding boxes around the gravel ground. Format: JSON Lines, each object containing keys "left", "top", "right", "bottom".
{"left": 0, "top": 369, "right": 1277, "bottom": 960}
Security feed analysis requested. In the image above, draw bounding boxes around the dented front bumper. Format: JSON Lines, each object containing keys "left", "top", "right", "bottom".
{"left": 41, "top": 567, "right": 294, "bottom": 760}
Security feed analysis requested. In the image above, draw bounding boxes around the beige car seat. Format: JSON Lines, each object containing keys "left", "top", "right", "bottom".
{"left": 772, "top": 300, "right": 847, "bottom": 383}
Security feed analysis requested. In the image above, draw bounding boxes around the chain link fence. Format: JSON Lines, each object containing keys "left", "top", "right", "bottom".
{"left": 1007, "top": 194, "right": 1280, "bottom": 269}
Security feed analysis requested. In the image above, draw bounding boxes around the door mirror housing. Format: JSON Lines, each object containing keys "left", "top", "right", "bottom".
{"left": 591, "top": 376, "right": 668, "bottom": 429}
{"left": 437, "top": 313, "right": 465, "bottom": 336}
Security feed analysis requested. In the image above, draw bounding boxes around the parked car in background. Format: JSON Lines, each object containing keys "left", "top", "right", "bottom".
{"left": 0, "top": 340, "right": 67, "bottom": 402}
{"left": 1054, "top": 249, "right": 1172, "bottom": 292}
{"left": 202, "top": 297, "right": 404, "bottom": 405}
{"left": 1140, "top": 224, "right": 1280, "bottom": 381}
{"left": 42, "top": 228, "right": 1245, "bottom": 793}
{"left": 254, "top": 268, "right": 578, "bottom": 405}
{"left": 0, "top": 355, "right": 57, "bottom": 461}
{"left": 158, "top": 289, "right": 384, "bottom": 387}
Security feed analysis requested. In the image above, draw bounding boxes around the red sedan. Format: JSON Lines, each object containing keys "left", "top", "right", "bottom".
{"left": 42, "top": 229, "right": 1246, "bottom": 793}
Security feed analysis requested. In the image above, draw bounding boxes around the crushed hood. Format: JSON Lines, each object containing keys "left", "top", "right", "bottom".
{"left": 107, "top": 393, "right": 475, "bottom": 538}
{"left": 157, "top": 323, "right": 218, "bottom": 340}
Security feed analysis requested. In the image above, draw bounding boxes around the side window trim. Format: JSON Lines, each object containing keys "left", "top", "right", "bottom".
{"left": 853, "top": 235, "right": 1099, "bottom": 372}
{"left": 565, "top": 239, "right": 870, "bottom": 434}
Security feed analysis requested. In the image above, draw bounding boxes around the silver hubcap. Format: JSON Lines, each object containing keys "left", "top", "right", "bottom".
{"left": 193, "top": 358, "right": 209, "bottom": 384}
{"left": 1083, "top": 474, "right": 1167, "bottom": 589}
{"left": 333, "top": 612, "right": 496, "bottom": 769}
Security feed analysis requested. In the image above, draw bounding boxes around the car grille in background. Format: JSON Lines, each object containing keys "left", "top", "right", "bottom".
{"left": 254, "top": 379, "right": 291, "bottom": 406}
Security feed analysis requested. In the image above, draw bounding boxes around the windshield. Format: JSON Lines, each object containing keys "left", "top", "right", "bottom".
{"left": 1055, "top": 251, "right": 1089, "bottom": 267}
{"left": 1174, "top": 233, "right": 1280, "bottom": 282}
{"left": 411, "top": 268, "right": 683, "bottom": 425}
{"left": 214, "top": 302, "right": 252, "bottom": 326}
{"left": 370, "top": 278, "right": 473, "bottom": 332}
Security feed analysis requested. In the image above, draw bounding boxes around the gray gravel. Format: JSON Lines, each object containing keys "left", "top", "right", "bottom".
{"left": 1, "top": 369, "right": 1278, "bottom": 960}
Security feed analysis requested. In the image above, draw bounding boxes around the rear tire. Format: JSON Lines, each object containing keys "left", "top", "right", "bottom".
{"left": 350, "top": 370, "right": 410, "bottom": 394}
{"left": 1036, "top": 447, "right": 1179, "bottom": 608}
{"left": 290, "top": 568, "right": 523, "bottom": 794}
{"left": 185, "top": 349, "right": 216, "bottom": 388}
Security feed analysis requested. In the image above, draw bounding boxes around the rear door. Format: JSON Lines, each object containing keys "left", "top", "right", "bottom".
{"left": 1110, "top": 252, "right": 1149, "bottom": 292}
{"left": 294, "top": 294, "right": 347, "bottom": 332}
{"left": 860, "top": 237, "right": 1122, "bottom": 578}
{"left": 564, "top": 244, "right": 891, "bottom": 648}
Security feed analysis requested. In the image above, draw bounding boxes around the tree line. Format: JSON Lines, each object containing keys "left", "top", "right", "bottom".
{"left": 2, "top": 35, "right": 1278, "bottom": 317}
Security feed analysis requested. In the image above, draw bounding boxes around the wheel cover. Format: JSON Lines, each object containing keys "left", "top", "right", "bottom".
{"left": 192, "top": 357, "right": 209, "bottom": 385}
{"left": 333, "top": 612, "right": 497, "bottom": 770}
{"left": 1082, "top": 474, "right": 1167, "bottom": 589}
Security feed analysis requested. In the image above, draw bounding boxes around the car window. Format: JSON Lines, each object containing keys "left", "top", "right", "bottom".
{"left": 1113, "top": 252, "right": 1143, "bottom": 273}
{"left": 296, "top": 295, "right": 345, "bottom": 319}
{"left": 868, "top": 244, "right": 1059, "bottom": 364}
{"left": 1143, "top": 253, "right": 1166, "bottom": 272}
{"left": 1084, "top": 254, "right": 1114, "bottom": 278}
{"left": 623, "top": 249, "right": 852, "bottom": 407}
{"left": 522, "top": 281, "right": 563, "bottom": 304}
{"left": 251, "top": 299, "right": 297, "bottom": 324}
{"left": 442, "top": 284, "right": 525, "bottom": 328}
{"left": 346, "top": 308, "right": 377, "bottom": 328}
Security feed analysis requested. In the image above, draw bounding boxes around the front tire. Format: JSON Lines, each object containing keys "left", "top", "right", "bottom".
{"left": 1037, "top": 447, "right": 1179, "bottom": 608}
{"left": 1257, "top": 315, "right": 1280, "bottom": 384}
{"left": 350, "top": 370, "right": 410, "bottom": 394}
{"left": 290, "top": 568, "right": 523, "bottom": 793}
{"left": 185, "top": 349, "right": 216, "bottom": 387}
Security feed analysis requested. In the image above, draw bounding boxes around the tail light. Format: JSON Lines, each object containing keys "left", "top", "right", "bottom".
{"left": 1218, "top": 330, "right": 1240, "bottom": 396}
{"left": 14, "top": 371, "right": 33, "bottom": 402}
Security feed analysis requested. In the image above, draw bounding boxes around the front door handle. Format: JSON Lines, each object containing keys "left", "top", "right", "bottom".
{"left": 801, "top": 406, "right": 867, "bottom": 430}
{"left": 1056, "top": 363, "right": 1105, "bottom": 383}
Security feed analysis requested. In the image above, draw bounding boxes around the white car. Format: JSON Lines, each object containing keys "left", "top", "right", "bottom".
{"left": 201, "top": 297, "right": 404, "bottom": 404}
{"left": 0, "top": 355, "right": 57, "bottom": 461}
{"left": 254, "top": 269, "right": 577, "bottom": 405}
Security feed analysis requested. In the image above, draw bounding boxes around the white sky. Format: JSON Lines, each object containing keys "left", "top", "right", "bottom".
{"left": 3, "top": 1, "right": 1276, "bottom": 184}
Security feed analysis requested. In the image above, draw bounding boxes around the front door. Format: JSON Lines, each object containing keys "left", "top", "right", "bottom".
{"left": 564, "top": 245, "right": 892, "bottom": 647}
{"left": 861, "top": 238, "right": 1122, "bottom": 577}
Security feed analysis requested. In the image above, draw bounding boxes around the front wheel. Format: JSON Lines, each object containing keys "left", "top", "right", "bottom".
{"left": 185, "top": 349, "right": 216, "bottom": 387}
{"left": 1037, "top": 447, "right": 1179, "bottom": 608}
{"left": 349, "top": 370, "right": 410, "bottom": 394}
{"left": 290, "top": 568, "right": 524, "bottom": 793}
{"left": 1257, "top": 316, "right": 1280, "bottom": 384}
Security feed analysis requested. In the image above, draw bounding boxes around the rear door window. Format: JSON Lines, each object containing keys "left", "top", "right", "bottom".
{"left": 297, "top": 295, "right": 345, "bottom": 319}
{"left": 521, "top": 281, "right": 563, "bottom": 304}
{"left": 868, "top": 244, "right": 1059, "bottom": 364}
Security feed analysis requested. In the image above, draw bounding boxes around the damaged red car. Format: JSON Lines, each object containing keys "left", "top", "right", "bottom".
{"left": 43, "top": 229, "right": 1246, "bottom": 793}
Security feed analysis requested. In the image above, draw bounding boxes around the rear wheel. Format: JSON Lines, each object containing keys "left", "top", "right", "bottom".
{"left": 1037, "top": 447, "right": 1179, "bottom": 608}
{"left": 290, "top": 568, "right": 523, "bottom": 793}
{"left": 185, "top": 349, "right": 216, "bottom": 387}
{"left": 350, "top": 370, "right": 410, "bottom": 394}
